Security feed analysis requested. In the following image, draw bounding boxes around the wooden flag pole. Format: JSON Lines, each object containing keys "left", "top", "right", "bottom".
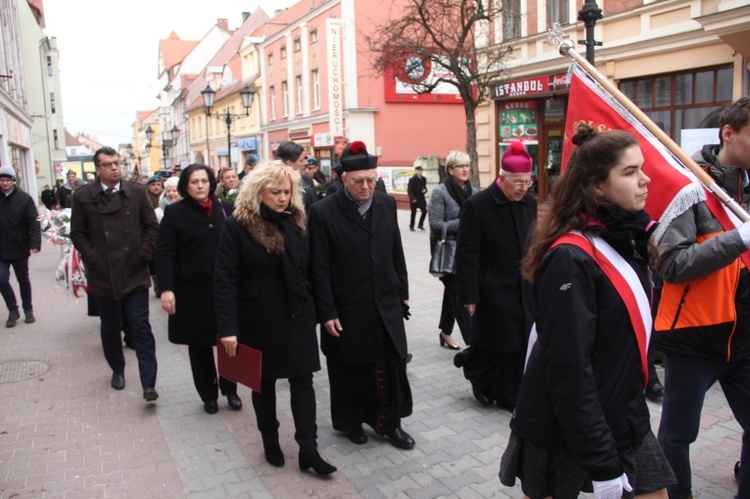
{"left": 553, "top": 35, "right": 750, "bottom": 223}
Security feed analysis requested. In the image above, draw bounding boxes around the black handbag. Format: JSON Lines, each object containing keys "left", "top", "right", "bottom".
{"left": 429, "top": 225, "right": 457, "bottom": 277}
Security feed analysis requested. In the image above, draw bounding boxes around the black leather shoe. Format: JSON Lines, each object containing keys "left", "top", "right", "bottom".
{"left": 472, "top": 384, "right": 493, "bottom": 407}
{"left": 299, "top": 451, "right": 337, "bottom": 474}
{"left": 204, "top": 401, "right": 219, "bottom": 414}
{"left": 143, "top": 387, "right": 159, "bottom": 402}
{"left": 226, "top": 395, "right": 242, "bottom": 410}
{"left": 645, "top": 381, "right": 664, "bottom": 401}
{"left": 111, "top": 372, "right": 125, "bottom": 390}
{"left": 377, "top": 427, "right": 415, "bottom": 450}
{"left": 343, "top": 428, "right": 368, "bottom": 444}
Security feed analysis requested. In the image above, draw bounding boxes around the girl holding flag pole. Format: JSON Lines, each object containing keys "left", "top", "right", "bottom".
{"left": 499, "top": 124, "right": 675, "bottom": 498}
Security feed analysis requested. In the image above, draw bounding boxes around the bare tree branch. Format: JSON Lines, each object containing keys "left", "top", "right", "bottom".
{"left": 366, "top": 0, "right": 513, "bottom": 186}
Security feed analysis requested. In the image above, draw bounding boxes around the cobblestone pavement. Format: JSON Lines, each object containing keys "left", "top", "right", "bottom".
{"left": 0, "top": 209, "right": 742, "bottom": 498}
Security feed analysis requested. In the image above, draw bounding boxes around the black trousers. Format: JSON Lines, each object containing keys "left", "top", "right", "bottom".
{"left": 438, "top": 273, "right": 475, "bottom": 345}
{"left": 95, "top": 289, "right": 157, "bottom": 388}
{"left": 188, "top": 345, "right": 237, "bottom": 402}
{"left": 251, "top": 373, "right": 318, "bottom": 453}
{"left": 410, "top": 205, "right": 427, "bottom": 228}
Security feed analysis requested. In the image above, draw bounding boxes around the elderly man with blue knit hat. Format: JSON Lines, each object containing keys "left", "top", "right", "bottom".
{"left": 308, "top": 140, "right": 415, "bottom": 450}
{"left": 0, "top": 164, "right": 41, "bottom": 327}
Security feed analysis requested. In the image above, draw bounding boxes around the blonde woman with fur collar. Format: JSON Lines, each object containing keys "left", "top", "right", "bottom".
{"left": 214, "top": 161, "right": 336, "bottom": 475}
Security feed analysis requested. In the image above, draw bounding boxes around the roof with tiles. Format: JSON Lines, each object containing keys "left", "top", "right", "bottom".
{"left": 206, "top": 7, "right": 269, "bottom": 68}
{"left": 64, "top": 129, "right": 80, "bottom": 147}
{"left": 257, "top": 0, "right": 322, "bottom": 40}
{"left": 159, "top": 32, "right": 199, "bottom": 70}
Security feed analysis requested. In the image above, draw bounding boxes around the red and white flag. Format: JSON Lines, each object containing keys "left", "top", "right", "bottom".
{"left": 561, "top": 63, "right": 706, "bottom": 243}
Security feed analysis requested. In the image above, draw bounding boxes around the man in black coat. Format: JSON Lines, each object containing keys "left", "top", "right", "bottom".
{"left": 407, "top": 166, "right": 427, "bottom": 231}
{"left": 454, "top": 141, "right": 537, "bottom": 410}
{"left": 71, "top": 147, "right": 160, "bottom": 402}
{"left": 275, "top": 141, "right": 317, "bottom": 212}
{"left": 0, "top": 165, "right": 41, "bottom": 327}
{"left": 308, "top": 140, "right": 415, "bottom": 450}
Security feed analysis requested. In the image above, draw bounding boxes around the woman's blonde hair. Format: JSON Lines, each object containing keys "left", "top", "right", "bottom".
{"left": 445, "top": 151, "right": 470, "bottom": 171}
{"left": 234, "top": 160, "right": 305, "bottom": 230}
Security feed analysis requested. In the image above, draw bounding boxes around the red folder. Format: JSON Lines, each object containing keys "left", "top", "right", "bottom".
{"left": 217, "top": 340, "right": 262, "bottom": 393}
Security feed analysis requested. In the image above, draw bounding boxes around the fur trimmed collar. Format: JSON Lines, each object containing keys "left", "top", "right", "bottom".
{"left": 235, "top": 201, "right": 305, "bottom": 254}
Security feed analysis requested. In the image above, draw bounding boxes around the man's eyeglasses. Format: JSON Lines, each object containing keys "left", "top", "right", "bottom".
{"left": 98, "top": 161, "right": 121, "bottom": 167}
{"left": 350, "top": 177, "right": 378, "bottom": 186}
{"left": 506, "top": 178, "right": 534, "bottom": 188}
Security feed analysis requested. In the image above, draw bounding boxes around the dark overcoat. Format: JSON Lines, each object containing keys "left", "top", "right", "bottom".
{"left": 154, "top": 196, "right": 232, "bottom": 346}
{"left": 455, "top": 181, "right": 536, "bottom": 353}
{"left": 407, "top": 174, "right": 427, "bottom": 209}
{"left": 308, "top": 189, "right": 409, "bottom": 362}
{"left": 0, "top": 188, "right": 41, "bottom": 259}
{"left": 70, "top": 180, "right": 158, "bottom": 300}
{"left": 214, "top": 213, "right": 320, "bottom": 380}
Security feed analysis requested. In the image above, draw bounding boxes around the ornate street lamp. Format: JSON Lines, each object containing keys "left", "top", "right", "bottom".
{"left": 578, "top": 0, "right": 603, "bottom": 65}
{"left": 201, "top": 84, "right": 255, "bottom": 169}
{"left": 145, "top": 124, "right": 180, "bottom": 171}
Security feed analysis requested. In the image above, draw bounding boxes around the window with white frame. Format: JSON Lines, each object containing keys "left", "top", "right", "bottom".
{"left": 547, "top": 0, "right": 569, "bottom": 26}
{"left": 309, "top": 29, "right": 318, "bottom": 43}
{"left": 270, "top": 86, "right": 277, "bottom": 120}
{"left": 296, "top": 75, "right": 304, "bottom": 114}
{"left": 280, "top": 45, "right": 287, "bottom": 59}
{"left": 282, "top": 81, "right": 289, "bottom": 117}
{"left": 268, "top": 51, "right": 274, "bottom": 66}
{"left": 294, "top": 38, "right": 301, "bottom": 52}
{"left": 312, "top": 69, "right": 320, "bottom": 110}
{"left": 503, "top": 0, "right": 521, "bottom": 39}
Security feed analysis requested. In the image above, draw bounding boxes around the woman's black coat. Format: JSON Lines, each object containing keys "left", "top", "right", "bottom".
{"left": 154, "top": 195, "right": 232, "bottom": 346}
{"left": 214, "top": 213, "right": 320, "bottom": 380}
{"left": 455, "top": 181, "right": 537, "bottom": 353}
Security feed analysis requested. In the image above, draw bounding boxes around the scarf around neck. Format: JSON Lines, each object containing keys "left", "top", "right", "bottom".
{"left": 443, "top": 175, "right": 471, "bottom": 207}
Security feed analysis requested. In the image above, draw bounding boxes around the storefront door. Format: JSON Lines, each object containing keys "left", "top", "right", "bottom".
{"left": 539, "top": 126, "right": 564, "bottom": 200}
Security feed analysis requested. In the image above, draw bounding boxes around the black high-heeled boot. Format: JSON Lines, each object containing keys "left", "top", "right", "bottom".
{"left": 299, "top": 451, "right": 337, "bottom": 474}
{"left": 263, "top": 442, "right": 285, "bottom": 467}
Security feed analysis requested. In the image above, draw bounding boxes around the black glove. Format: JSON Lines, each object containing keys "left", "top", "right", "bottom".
{"left": 402, "top": 302, "right": 411, "bottom": 320}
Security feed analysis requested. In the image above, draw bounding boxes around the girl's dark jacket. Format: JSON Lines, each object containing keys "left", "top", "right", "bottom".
{"left": 154, "top": 195, "right": 232, "bottom": 346}
{"left": 510, "top": 213, "right": 653, "bottom": 482}
{"left": 214, "top": 203, "right": 320, "bottom": 380}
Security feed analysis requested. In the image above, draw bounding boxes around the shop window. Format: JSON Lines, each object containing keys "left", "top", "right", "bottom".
{"left": 695, "top": 71, "right": 713, "bottom": 103}
{"left": 620, "top": 66, "right": 733, "bottom": 142}
{"left": 675, "top": 74, "right": 692, "bottom": 104}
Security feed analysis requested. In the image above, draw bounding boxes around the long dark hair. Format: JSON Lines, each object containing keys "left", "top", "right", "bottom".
{"left": 521, "top": 125, "right": 639, "bottom": 282}
{"left": 177, "top": 164, "right": 217, "bottom": 199}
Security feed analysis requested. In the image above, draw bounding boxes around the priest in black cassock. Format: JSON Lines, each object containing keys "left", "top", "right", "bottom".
{"left": 308, "top": 140, "right": 415, "bottom": 450}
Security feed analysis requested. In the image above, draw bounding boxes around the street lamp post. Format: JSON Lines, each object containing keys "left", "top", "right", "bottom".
{"left": 201, "top": 84, "right": 255, "bottom": 169}
{"left": 145, "top": 125, "right": 179, "bottom": 172}
{"left": 577, "top": 0, "right": 603, "bottom": 65}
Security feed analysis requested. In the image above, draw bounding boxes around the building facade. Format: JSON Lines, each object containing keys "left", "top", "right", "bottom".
{"left": 476, "top": 0, "right": 750, "bottom": 195}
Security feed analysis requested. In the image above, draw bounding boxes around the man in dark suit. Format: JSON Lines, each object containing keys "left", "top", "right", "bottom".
{"left": 71, "top": 146, "right": 160, "bottom": 402}
{"left": 308, "top": 140, "right": 415, "bottom": 450}
{"left": 407, "top": 166, "right": 427, "bottom": 231}
{"left": 454, "top": 141, "right": 537, "bottom": 410}
{"left": 275, "top": 141, "right": 317, "bottom": 211}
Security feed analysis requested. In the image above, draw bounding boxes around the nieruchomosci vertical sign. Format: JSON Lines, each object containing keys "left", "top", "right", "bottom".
{"left": 327, "top": 18, "right": 344, "bottom": 137}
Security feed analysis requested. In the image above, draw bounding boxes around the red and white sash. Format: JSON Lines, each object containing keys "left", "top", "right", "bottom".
{"left": 526, "top": 232, "right": 652, "bottom": 388}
